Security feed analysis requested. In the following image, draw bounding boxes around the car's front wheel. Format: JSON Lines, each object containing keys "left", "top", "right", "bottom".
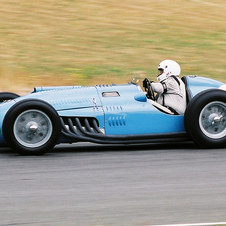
{"left": 0, "top": 92, "right": 20, "bottom": 103}
{"left": 3, "top": 99, "right": 61, "bottom": 155}
{"left": 184, "top": 89, "right": 226, "bottom": 148}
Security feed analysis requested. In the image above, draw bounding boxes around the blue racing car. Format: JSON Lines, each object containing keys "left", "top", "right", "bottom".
{"left": 0, "top": 75, "right": 225, "bottom": 155}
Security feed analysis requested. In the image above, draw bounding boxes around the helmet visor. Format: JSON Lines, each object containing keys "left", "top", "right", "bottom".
{"left": 158, "top": 69, "right": 163, "bottom": 76}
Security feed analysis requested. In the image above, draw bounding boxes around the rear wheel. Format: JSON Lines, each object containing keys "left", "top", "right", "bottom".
{"left": 184, "top": 89, "right": 226, "bottom": 148}
{"left": 3, "top": 99, "right": 61, "bottom": 155}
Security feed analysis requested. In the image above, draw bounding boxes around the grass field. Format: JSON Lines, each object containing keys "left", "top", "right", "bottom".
{"left": 0, "top": 0, "right": 226, "bottom": 94}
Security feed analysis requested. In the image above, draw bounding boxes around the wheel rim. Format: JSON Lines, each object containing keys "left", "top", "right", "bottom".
{"left": 199, "top": 101, "right": 226, "bottom": 139}
{"left": 13, "top": 109, "right": 53, "bottom": 148}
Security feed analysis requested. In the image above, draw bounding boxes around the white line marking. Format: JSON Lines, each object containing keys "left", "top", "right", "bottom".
{"left": 152, "top": 222, "right": 226, "bottom": 226}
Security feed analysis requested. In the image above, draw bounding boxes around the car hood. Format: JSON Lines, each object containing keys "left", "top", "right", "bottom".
{"left": 11, "top": 83, "right": 144, "bottom": 111}
{"left": 14, "top": 86, "right": 101, "bottom": 111}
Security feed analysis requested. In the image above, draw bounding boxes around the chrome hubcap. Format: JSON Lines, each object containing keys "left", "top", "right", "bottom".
{"left": 27, "top": 122, "right": 38, "bottom": 132}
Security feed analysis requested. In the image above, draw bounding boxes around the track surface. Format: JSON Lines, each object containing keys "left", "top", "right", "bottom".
{"left": 0, "top": 142, "right": 226, "bottom": 225}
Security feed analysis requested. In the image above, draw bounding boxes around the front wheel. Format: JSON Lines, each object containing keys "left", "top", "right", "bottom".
{"left": 0, "top": 92, "right": 20, "bottom": 103}
{"left": 3, "top": 99, "right": 61, "bottom": 155}
{"left": 184, "top": 89, "right": 226, "bottom": 148}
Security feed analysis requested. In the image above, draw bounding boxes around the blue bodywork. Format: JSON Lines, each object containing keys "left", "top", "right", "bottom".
{"left": 0, "top": 75, "right": 224, "bottom": 147}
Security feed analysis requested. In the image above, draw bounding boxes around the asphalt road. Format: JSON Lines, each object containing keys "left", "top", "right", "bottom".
{"left": 0, "top": 142, "right": 226, "bottom": 226}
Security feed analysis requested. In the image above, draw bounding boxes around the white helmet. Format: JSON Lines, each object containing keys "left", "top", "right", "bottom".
{"left": 157, "top": 60, "right": 181, "bottom": 82}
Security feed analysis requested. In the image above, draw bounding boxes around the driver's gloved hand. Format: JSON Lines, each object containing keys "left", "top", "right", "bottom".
{"left": 143, "top": 78, "right": 149, "bottom": 88}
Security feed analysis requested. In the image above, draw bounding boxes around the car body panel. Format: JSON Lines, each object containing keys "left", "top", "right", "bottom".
{"left": 184, "top": 75, "right": 224, "bottom": 99}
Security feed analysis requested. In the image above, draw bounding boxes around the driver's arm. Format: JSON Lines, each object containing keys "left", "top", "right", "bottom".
{"left": 151, "top": 82, "right": 164, "bottom": 94}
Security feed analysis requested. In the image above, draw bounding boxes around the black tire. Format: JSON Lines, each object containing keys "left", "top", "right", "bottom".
{"left": 3, "top": 99, "right": 61, "bottom": 155}
{"left": 184, "top": 89, "right": 226, "bottom": 148}
{"left": 0, "top": 92, "right": 20, "bottom": 103}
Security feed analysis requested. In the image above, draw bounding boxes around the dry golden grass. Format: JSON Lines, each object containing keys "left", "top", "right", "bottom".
{"left": 0, "top": 0, "right": 226, "bottom": 94}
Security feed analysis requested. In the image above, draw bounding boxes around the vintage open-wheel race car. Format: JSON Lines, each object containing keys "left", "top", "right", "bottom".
{"left": 0, "top": 75, "right": 225, "bottom": 155}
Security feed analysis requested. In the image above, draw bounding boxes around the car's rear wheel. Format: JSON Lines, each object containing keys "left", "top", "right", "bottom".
{"left": 0, "top": 92, "right": 20, "bottom": 103}
{"left": 3, "top": 99, "right": 61, "bottom": 155}
{"left": 184, "top": 89, "right": 226, "bottom": 148}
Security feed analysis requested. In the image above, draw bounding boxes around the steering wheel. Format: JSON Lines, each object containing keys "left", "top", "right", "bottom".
{"left": 143, "top": 78, "right": 155, "bottom": 101}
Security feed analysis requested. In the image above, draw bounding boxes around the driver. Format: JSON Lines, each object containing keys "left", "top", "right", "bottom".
{"left": 145, "top": 60, "right": 186, "bottom": 115}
